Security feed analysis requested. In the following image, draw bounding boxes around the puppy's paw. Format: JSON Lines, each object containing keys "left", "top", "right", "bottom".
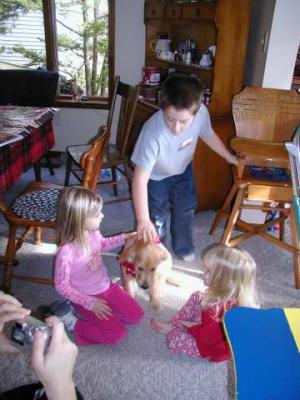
{"left": 122, "top": 281, "right": 135, "bottom": 298}
{"left": 166, "top": 276, "right": 181, "bottom": 287}
{"left": 127, "top": 287, "right": 135, "bottom": 298}
{"left": 150, "top": 298, "right": 161, "bottom": 311}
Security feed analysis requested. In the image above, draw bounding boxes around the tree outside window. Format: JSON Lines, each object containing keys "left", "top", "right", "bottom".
{"left": 0, "top": 0, "right": 114, "bottom": 105}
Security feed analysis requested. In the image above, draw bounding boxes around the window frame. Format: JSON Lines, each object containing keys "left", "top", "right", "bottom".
{"left": 42, "top": 0, "right": 115, "bottom": 109}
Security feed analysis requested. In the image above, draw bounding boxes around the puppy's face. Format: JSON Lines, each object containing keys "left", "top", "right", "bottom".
{"left": 121, "top": 241, "right": 168, "bottom": 290}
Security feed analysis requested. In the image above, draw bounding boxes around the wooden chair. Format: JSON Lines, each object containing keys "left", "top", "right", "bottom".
{"left": 1, "top": 126, "right": 110, "bottom": 292}
{"left": 209, "top": 86, "right": 300, "bottom": 288}
{"left": 64, "top": 77, "right": 140, "bottom": 204}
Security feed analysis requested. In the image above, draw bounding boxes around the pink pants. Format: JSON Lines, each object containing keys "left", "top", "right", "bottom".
{"left": 73, "top": 283, "right": 144, "bottom": 346}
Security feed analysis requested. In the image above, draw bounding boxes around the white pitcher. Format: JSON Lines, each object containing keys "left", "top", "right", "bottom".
{"left": 150, "top": 39, "right": 171, "bottom": 56}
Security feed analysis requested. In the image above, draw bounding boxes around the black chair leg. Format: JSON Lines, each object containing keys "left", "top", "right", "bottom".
{"left": 111, "top": 166, "right": 118, "bottom": 196}
{"left": 65, "top": 154, "right": 73, "bottom": 186}
{"left": 34, "top": 160, "right": 42, "bottom": 181}
{"left": 45, "top": 152, "right": 55, "bottom": 176}
{"left": 34, "top": 154, "right": 55, "bottom": 181}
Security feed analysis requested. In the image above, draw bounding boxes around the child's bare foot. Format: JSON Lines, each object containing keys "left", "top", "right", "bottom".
{"left": 151, "top": 318, "right": 172, "bottom": 335}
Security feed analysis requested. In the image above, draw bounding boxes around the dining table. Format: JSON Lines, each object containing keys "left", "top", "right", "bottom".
{"left": 0, "top": 105, "right": 57, "bottom": 197}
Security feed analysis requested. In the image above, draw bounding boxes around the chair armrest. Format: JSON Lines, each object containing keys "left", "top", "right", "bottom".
{"left": 230, "top": 137, "right": 290, "bottom": 168}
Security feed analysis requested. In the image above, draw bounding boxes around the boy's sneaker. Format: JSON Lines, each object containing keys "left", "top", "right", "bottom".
{"left": 182, "top": 252, "right": 196, "bottom": 263}
{"left": 48, "top": 300, "right": 78, "bottom": 331}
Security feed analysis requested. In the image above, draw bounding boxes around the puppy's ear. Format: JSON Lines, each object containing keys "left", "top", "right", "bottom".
{"left": 120, "top": 240, "right": 137, "bottom": 261}
{"left": 152, "top": 245, "right": 169, "bottom": 264}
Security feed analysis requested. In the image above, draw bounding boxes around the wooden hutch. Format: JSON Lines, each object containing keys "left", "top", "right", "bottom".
{"left": 131, "top": 0, "right": 251, "bottom": 211}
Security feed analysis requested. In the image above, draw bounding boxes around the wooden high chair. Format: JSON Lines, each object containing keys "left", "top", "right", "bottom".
{"left": 209, "top": 87, "right": 300, "bottom": 288}
{"left": 1, "top": 126, "right": 110, "bottom": 292}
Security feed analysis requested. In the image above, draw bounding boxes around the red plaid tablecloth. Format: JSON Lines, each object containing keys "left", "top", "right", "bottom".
{"left": 0, "top": 108, "right": 56, "bottom": 195}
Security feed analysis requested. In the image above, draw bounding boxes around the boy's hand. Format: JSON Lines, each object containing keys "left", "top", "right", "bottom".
{"left": 137, "top": 218, "right": 159, "bottom": 243}
{"left": 227, "top": 154, "right": 239, "bottom": 166}
{"left": 92, "top": 299, "right": 112, "bottom": 319}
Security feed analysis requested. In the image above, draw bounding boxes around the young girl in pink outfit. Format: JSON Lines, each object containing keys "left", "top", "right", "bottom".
{"left": 54, "top": 186, "right": 143, "bottom": 346}
{"left": 151, "top": 245, "right": 258, "bottom": 362}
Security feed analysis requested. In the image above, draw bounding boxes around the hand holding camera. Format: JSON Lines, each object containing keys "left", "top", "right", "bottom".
{"left": 0, "top": 291, "right": 78, "bottom": 400}
{"left": 31, "top": 316, "right": 78, "bottom": 400}
{"left": 0, "top": 291, "right": 30, "bottom": 353}
{"left": 7, "top": 315, "right": 51, "bottom": 351}
{"left": 0, "top": 291, "right": 30, "bottom": 327}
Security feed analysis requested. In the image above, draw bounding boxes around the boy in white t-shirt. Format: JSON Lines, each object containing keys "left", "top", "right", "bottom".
{"left": 131, "top": 74, "right": 237, "bottom": 261}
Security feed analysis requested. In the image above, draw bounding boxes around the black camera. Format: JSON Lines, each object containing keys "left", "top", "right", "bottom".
{"left": 4, "top": 316, "right": 52, "bottom": 351}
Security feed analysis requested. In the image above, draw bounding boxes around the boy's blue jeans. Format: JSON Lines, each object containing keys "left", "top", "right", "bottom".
{"left": 148, "top": 163, "right": 196, "bottom": 257}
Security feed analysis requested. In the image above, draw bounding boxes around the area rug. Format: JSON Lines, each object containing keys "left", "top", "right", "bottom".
{"left": 1, "top": 209, "right": 300, "bottom": 399}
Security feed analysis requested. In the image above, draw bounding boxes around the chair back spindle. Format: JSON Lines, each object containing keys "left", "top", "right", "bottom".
{"left": 106, "top": 76, "right": 120, "bottom": 132}
{"left": 80, "top": 126, "right": 111, "bottom": 191}
{"left": 114, "top": 82, "right": 140, "bottom": 159}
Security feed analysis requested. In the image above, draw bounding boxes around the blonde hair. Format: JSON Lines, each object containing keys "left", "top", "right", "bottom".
{"left": 56, "top": 186, "right": 103, "bottom": 253}
{"left": 201, "top": 244, "right": 258, "bottom": 314}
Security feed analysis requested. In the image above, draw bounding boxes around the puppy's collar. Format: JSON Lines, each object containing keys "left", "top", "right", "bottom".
{"left": 120, "top": 260, "right": 136, "bottom": 278}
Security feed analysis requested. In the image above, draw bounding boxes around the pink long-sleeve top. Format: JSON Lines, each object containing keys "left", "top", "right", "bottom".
{"left": 54, "top": 230, "right": 126, "bottom": 311}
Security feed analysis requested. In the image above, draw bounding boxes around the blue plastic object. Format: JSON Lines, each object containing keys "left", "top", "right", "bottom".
{"left": 224, "top": 307, "right": 300, "bottom": 400}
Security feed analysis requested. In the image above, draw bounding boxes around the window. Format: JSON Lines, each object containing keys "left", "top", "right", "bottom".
{"left": 0, "top": 0, "right": 115, "bottom": 107}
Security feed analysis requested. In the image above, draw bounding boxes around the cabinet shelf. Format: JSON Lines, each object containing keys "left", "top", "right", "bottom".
{"left": 144, "top": 0, "right": 250, "bottom": 114}
{"left": 146, "top": 55, "right": 214, "bottom": 88}
{"left": 147, "top": 56, "right": 214, "bottom": 73}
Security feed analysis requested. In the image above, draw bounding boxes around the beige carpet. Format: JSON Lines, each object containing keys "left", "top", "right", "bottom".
{"left": 0, "top": 163, "right": 300, "bottom": 399}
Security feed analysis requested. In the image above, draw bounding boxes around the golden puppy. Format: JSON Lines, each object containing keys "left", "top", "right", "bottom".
{"left": 119, "top": 237, "right": 178, "bottom": 310}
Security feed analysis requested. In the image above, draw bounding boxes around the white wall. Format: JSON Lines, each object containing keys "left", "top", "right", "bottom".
{"left": 53, "top": 0, "right": 145, "bottom": 151}
{"left": 54, "top": 0, "right": 300, "bottom": 150}
{"left": 244, "top": 0, "right": 276, "bottom": 86}
{"left": 52, "top": 108, "right": 109, "bottom": 151}
{"left": 114, "top": 0, "right": 145, "bottom": 85}
{"left": 262, "top": 0, "right": 300, "bottom": 89}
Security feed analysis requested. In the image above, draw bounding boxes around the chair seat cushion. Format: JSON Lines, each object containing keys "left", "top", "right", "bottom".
{"left": 248, "top": 166, "right": 290, "bottom": 181}
{"left": 242, "top": 166, "right": 291, "bottom": 186}
{"left": 67, "top": 143, "right": 123, "bottom": 166}
{"left": 67, "top": 144, "right": 91, "bottom": 164}
{"left": 11, "top": 188, "right": 62, "bottom": 221}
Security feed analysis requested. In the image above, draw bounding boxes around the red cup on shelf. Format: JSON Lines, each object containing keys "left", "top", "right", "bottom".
{"left": 142, "top": 67, "right": 160, "bottom": 85}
